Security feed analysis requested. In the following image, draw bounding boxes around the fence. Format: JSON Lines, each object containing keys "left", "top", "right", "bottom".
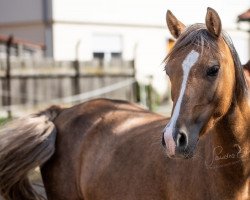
{"left": 0, "top": 58, "right": 137, "bottom": 117}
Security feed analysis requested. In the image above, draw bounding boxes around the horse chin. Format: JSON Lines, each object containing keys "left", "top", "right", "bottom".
{"left": 169, "top": 141, "right": 198, "bottom": 160}
{"left": 182, "top": 152, "right": 195, "bottom": 159}
{"left": 170, "top": 151, "right": 195, "bottom": 159}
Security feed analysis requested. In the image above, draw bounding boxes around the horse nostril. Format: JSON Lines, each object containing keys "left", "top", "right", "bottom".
{"left": 176, "top": 132, "right": 188, "bottom": 148}
{"left": 161, "top": 135, "right": 166, "bottom": 147}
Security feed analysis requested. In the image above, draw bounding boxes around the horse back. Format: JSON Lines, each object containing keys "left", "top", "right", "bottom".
{"left": 41, "top": 99, "right": 168, "bottom": 200}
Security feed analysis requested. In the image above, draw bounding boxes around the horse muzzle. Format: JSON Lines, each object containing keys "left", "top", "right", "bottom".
{"left": 162, "top": 127, "right": 197, "bottom": 159}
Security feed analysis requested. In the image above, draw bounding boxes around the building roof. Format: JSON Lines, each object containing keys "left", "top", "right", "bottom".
{"left": 238, "top": 9, "right": 250, "bottom": 22}
{"left": 0, "top": 34, "right": 44, "bottom": 50}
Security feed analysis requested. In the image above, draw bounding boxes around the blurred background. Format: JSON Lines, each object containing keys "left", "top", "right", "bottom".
{"left": 0, "top": 0, "right": 250, "bottom": 120}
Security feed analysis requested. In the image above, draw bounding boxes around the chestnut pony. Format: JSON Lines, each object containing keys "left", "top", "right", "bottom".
{"left": 0, "top": 8, "right": 250, "bottom": 200}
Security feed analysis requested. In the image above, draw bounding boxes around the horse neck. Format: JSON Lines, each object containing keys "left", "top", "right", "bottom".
{"left": 212, "top": 95, "right": 250, "bottom": 177}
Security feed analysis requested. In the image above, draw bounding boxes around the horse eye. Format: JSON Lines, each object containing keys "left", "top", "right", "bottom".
{"left": 206, "top": 65, "right": 220, "bottom": 77}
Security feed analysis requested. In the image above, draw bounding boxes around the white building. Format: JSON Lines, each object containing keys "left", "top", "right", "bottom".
{"left": 0, "top": 0, "right": 250, "bottom": 95}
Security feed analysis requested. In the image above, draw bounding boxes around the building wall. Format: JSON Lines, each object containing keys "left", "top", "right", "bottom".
{"left": 52, "top": 0, "right": 166, "bottom": 26}
{"left": 165, "top": 0, "right": 250, "bottom": 30}
{"left": 0, "top": 0, "right": 249, "bottom": 62}
{"left": 0, "top": 24, "right": 45, "bottom": 44}
{"left": 228, "top": 30, "right": 250, "bottom": 64}
{"left": 0, "top": 0, "right": 53, "bottom": 56}
{"left": 0, "top": 0, "right": 44, "bottom": 23}
{"left": 52, "top": 23, "right": 169, "bottom": 94}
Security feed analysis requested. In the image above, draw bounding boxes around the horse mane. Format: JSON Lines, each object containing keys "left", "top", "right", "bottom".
{"left": 165, "top": 23, "right": 248, "bottom": 102}
{"left": 222, "top": 31, "right": 248, "bottom": 102}
{"left": 243, "top": 60, "right": 250, "bottom": 71}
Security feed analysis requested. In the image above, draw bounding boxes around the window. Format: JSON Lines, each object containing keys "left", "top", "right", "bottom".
{"left": 92, "top": 34, "right": 122, "bottom": 62}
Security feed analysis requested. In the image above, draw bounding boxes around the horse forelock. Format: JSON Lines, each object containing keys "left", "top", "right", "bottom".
{"left": 164, "top": 24, "right": 219, "bottom": 64}
{"left": 164, "top": 23, "right": 248, "bottom": 102}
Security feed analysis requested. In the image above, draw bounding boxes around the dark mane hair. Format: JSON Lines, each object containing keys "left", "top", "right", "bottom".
{"left": 165, "top": 23, "right": 248, "bottom": 102}
{"left": 243, "top": 60, "right": 250, "bottom": 71}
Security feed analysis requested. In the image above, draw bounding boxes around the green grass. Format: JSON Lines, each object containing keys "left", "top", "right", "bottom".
{"left": 0, "top": 117, "right": 9, "bottom": 126}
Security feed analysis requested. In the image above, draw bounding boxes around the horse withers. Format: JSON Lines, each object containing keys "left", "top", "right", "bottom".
{"left": 0, "top": 7, "right": 250, "bottom": 200}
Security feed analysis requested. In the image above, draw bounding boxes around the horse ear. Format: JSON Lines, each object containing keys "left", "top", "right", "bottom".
{"left": 205, "top": 7, "right": 222, "bottom": 38}
{"left": 166, "top": 10, "right": 186, "bottom": 39}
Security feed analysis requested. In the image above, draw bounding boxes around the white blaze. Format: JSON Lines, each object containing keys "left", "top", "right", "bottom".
{"left": 164, "top": 50, "right": 199, "bottom": 156}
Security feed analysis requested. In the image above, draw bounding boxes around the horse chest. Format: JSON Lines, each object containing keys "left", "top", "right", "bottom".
{"left": 206, "top": 171, "right": 249, "bottom": 200}
{"left": 236, "top": 181, "right": 250, "bottom": 200}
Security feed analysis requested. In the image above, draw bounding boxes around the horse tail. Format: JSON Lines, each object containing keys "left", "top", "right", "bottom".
{"left": 0, "top": 105, "right": 62, "bottom": 200}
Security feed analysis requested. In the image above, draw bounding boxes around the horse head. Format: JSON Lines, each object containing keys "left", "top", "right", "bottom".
{"left": 162, "top": 8, "right": 247, "bottom": 159}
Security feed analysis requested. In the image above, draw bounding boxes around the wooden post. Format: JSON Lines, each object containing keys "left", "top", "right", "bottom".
{"left": 6, "top": 36, "right": 13, "bottom": 118}
{"left": 131, "top": 59, "right": 139, "bottom": 102}
{"left": 147, "top": 75, "right": 153, "bottom": 111}
{"left": 74, "top": 40, "right": 81, "bottom": 95}
{"left": 73, "top": 60, "right": 80, "bottom": 95}
{"left": 132, "top": 43, "right": 140, "bottom": 102}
